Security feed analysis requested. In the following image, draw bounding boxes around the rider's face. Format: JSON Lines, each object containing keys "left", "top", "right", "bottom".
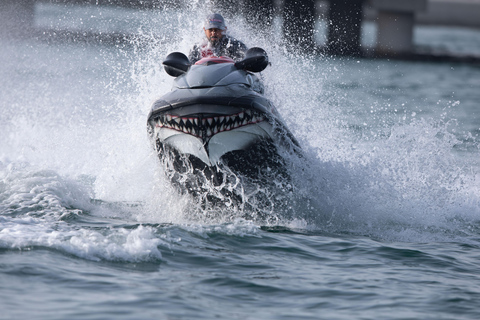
{"left": 204, "top": 28, "right": 225, "bottom": 44}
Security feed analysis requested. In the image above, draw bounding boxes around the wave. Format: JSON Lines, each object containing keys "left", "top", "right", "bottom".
{"left": 1, "top": 2, "right": 479, "bottom": 248}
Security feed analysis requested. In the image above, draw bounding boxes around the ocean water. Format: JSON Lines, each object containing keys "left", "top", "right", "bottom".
{"left": 1, "top": 3, "right": 480, "bottom": 319}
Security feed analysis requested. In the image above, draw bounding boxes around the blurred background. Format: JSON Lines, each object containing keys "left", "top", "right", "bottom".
{"left": 1, "top": 0, "right": 480, "bottom": 60}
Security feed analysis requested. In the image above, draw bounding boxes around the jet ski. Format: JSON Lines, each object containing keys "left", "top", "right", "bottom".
{"left": 147, "top": 47, "right": 301, "bottom": 203}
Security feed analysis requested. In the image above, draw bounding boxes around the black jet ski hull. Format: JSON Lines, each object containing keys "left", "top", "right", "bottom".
{"left": 147, "top": 53, "right": 300, "bottom": 203}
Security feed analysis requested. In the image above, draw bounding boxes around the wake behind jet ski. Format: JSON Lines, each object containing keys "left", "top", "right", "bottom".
{"left": 147, "top": 48, "right": 301, "bottom": 204}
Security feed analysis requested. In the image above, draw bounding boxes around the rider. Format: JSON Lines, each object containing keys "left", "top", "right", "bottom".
{"left": 188, "top": 13, "right": 248, "bottom": 64}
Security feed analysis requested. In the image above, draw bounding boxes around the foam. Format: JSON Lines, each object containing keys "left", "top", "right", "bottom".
{"left": 1, "top": 2, "right": 479, "bottom": 244}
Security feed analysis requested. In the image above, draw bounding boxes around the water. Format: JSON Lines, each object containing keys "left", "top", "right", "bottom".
{"left": 1, "top": 2, "right": 480, "bottom": 319}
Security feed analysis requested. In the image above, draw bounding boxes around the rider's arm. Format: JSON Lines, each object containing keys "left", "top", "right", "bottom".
{"left": 188, "top": 45, "right": 201, "bottom": 64}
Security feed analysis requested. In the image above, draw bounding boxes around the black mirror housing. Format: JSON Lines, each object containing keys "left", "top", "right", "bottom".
{"left": 163, "top": 52, "right": 190, "bottom": 77}
{"left": 235, "top": 47, "right": 269, "bottom": 73}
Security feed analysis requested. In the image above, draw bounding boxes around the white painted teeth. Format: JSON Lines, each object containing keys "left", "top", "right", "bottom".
{"left": 158, "top": 110, "right": 265, "bottom": 139}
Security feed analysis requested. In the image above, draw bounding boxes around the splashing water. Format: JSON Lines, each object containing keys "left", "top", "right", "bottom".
{"left": 1, "top": 1, "right": 479, "bottom": 245}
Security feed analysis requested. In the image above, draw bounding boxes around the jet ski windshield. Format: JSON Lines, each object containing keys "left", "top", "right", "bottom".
{"left": 195, "top": 56, "right": 235, "bottom": 66}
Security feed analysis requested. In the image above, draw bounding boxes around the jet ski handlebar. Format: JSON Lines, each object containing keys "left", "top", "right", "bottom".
{"left": 162, "top": 47, "right": 269, "bottom": 77}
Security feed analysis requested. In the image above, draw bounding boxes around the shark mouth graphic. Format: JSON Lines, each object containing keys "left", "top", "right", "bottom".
{"left": 154, "top": 109, "right": 266, "bottom": 142}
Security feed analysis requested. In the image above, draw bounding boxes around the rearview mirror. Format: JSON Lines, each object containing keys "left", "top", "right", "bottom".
{"left": 163, "top": 52, "right": 190, "bottom": 77}
{"left": 235, "top": 47, "right": 269, "bottom": 73}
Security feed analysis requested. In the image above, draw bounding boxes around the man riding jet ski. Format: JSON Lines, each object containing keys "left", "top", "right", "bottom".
{"left": 147, "top": 46, "right": 301, "bottom": 202}
{"left": 189, "top": 13, "right": 247, "bottom": 64}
